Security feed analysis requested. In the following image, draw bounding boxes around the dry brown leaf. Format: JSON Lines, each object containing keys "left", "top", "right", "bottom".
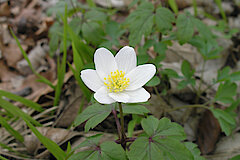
{"left": 0, "top": 1, "right": 11, "bottom": 17}
{"left": 0, "top": 60, "right": 18, "bottom": 82}
{"left": 54, "top": 80, "right": 87, "bottom": 128}
{"left": 2, "top": 43, "right": 25, "bottom": 68}
{"left": 197, "top": 110, "right": 221, "bottom": 155}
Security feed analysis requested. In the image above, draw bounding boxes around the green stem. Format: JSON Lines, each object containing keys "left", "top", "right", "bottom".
{"left": 118, "top": 102, "right": 127, "bottom": 149}
{"left": 166, "top": 104, "right": 210, "bottom": 113}
{"left": 119, "top": 103, "right": 126, "bottom": 138}
{"left": 196, "top": 60, "right": 206, "bottom": 103}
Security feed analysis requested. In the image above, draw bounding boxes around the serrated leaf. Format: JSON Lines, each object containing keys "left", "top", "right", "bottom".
{"left": 85, "top": 9, "right": 107, "bottom": 22}
{"left": 146, "top": 76, "right": 160, "bottom": 87}
{"left": 192, "top": 17, "right": 212, "bottom": 40}
{"left": 70, "top": 141, "right": 126, "bottom": 160}
{"left": 155, "top": 7, "right": 175, "bottom": 33}
{"left": 141, "top": 116, "right": 159, "bottom": 136}
{"left": 153, "top": 138, "right": 193, "bottom": 160}
{"left": 230, "top": 71, "right": 240, "bottom": 82}
{"left": 128, "top": 116, "right": 192, "bottom": 160}
{"left": 82, "top": 22, "right": 105, "bottom": 45}
{"left": 122, "top": 104, "right": 150, "bottom": 115}
{"left": 210, "top": 107, "right": 236, "bottom": 136}
{"left": 181, "top": 60, "right": 194, "bottom": 79}
{"left": 189, "top": 36, "right": 222, "bottom": 60}
{"left": 74, "top": 134, "right": 103, "bottom": 150}
{"left": 162, "top": 69, "right": 180, "bottom": 78}
{"left": 101, "top": 141, "right": 127, "bottom": 160}
{"left": 142, "top": 116, "right": 186, "bottom": 140}
{"left": 154, "top": 42, "right": 168, "bottom": 55}
{"left": 74, "top": 104, "right": 112, "bottom": 132}
{"left": 125, "top": 2, "right": 154, "bottom": 46}
{"left": 214, "top": 82, "right": 237, "bottom": 104}
{"left": 217, "top": 66, "right": 231, "bottom": 82}
{"left": 225, "top": 99, "right": 240, "bottom": 112}
{"left": 176, "top": 14, "right": 194, "bottom": 44}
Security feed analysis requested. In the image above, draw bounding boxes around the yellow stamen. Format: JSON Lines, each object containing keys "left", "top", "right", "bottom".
{"left": 104, "top": 69, "right": 130, "bottom": 93}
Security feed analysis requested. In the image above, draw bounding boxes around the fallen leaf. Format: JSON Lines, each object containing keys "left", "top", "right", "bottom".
{"left": 197, "top": 110, "right": 221, "bottom": 155}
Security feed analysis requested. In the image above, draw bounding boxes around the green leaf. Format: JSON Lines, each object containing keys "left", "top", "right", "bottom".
{"left": 192, "top": 17, "right": 212, "bottom": 40}
{"left": 168, "top": 0, "right": 178, "bottom": 15}
{"left": 106, "top": 21, "right": 124, "bottom": 39}
{"left": 122, "top": 104, "right": 150, "bottom": 115}
{"left": 181, "top": 60, "right": 194, "bottom": 79}
{"left": 125, "top": 2, "right": 154, "bottom": 46}
{"left": 146, "top": 76, "right": 160, "bottom": 87}
{"left": 69, "top": 139, "right": 126, "bottom": 160}
{"left": 0, "top": 155, "right": 8, "bottom": 160}
{"left": 0, "top": 90, "right": 43, "bottom": 112}
{"left": 217, "top": 66, "right": 231, "bottom": 82}
{"left": 0, "top": 97, "right": 41, "bottom": 126}
{"left": 54, "top": 5, "right": 68, "bottom": 106}
{"left": 230, "top": 155, "right": 240, "bottom": 160}
{"left": 23, "top": 119, "right": 67, "bottom": 160}
{"left": 161, "top": 69, "right": 180, "bottom": 78}
{"left": 176, "top": 14, "right": 194, "bottom": 44}
{"left": 214, "top": 0, "right": 227, "bottom": 22}
{"left": 154, "top": 42, "right": 168, "bottom": 55}
{"left": 214, "top": 82, "right": 237, "bottom": 104}
{"left": 74, "top": 134, "right": 103, "bottom": 149}
{"left": 210, "top": 107, "right": 236, "bottom": 136}
{"left": 229, "top": 71, "right": 240, "bottom": 82}
{"left": 82, "top": 22, "right": 105, "bottom": 45}
{"left": 101, "top": 141, "right": 127, "bottom": 160}
{"left": 225, "top": 99, "right": 240, "bottom": 112}
{"left": 177, "top": 80, "right": 190, "bottom": 90}
{"left": 141, "top": 116, "right": 159, "bottom": 136}
{"left": 128, "top": 116, "right": 192, "bottom": 160}
{"left": 128, "top": 115, "right": 142, "bottom": 137}
{"left": 155, "top": 7, "right": 175, "bottom": 33}
{"left": 74, "top": 104, "right": 112, "bottom": 132}
{"left": 189, "top": 36, "right": 222, "bottom": 60}
{"left": 48, "top": 22, "right": 62, "bottom": 56}
{"left": 85, "top": 9, "right": 107, "bottom": 22}
{"left": 69, "top": 18, "right": 82, "bottom": 34}
{"left": 137, "top": 54, "right": 149, "bottom": 65}
{"left": 0, "top": 115, "right": 24, "bottom": 142}
{"left": 184, "top": 142, "right": 206, "bottom": 160}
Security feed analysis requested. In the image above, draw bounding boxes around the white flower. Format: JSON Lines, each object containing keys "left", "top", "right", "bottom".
{"left": 80, "top": 46, "right": 156, "bottom": 104}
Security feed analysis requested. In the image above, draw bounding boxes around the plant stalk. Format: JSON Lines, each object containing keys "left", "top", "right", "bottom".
{"left": 118, "top": 102, "right": 127, "bottom": 149}
{"left": 112, "top": 109, "right": 121, "bottom": 140}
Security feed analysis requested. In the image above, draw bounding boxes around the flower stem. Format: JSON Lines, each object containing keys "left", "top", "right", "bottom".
{"left": 112, "top": 109, "right": 121, "bottom": 140}
{"left": 118, "top": 102, "right": 127, "bottom": 149}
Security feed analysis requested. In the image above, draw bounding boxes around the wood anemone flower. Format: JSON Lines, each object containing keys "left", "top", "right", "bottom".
{"left": 80, "top": 46, "right": 156, "bottom": 104}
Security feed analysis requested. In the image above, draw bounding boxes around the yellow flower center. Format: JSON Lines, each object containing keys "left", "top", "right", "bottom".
{"left": 104, "top": 70, "right": 130, "bottom": 93}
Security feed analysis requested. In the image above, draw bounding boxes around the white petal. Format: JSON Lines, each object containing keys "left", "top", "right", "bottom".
{"left": 108, "top": 92, "right": 129, "bottom": 103}
{"left": 125, "top": 64, "right": 156, "bottom": 90}
{"left": 94, "top": 87, "right": 116, "bottom": 104}
{"left": 80, "top": 69, "right": 103, "bottom": 92}
{"left": 125, "top": 88, "right": 150, "bottom": 103}
{"left": 115, "top": 46, "right": 137, "bottom": 74}
{"left": 94, "top": 48, "right": 118, "bottom": 80}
